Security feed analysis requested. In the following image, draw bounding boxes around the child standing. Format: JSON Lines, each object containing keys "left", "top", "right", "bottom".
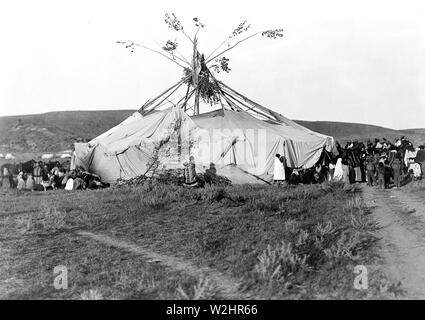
{"left": 342, "top": 158, "right": 350, "bottom": 185}
{"left": 365, "top": 155, "right": 376, "bottom": 186}
{"left": 377, "top": 162, "right": 385, "bottom": 189}
{"left": 384, "top": 160, "right": 391, "bottom": 189}
{"left": 391, "top": 157, "right": 402, "bottom": 188}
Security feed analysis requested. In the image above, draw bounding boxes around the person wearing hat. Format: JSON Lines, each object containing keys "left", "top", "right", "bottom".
{"left": 33, "top": 161, "right": 43, "bottom": 187}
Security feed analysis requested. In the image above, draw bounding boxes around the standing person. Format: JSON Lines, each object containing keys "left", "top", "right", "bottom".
{"left": 25, "top": 173, "right": 34, "bottom": 191}
{"left": 414, "top": 145, "right": 425, "bottom": 179}
{"left": 1, "top": 165, "right": 13, "bottom": 188}
{"left": 42, "top": 164, "right": 49, "bottom": 181}
{"left": 333, "top": 157, "right": 343, "bottom": 181}
{"left": 280, "top": 154, "right": 287, "bottom": 183}
{"left": 342, "top": 158, "right": 351, "bottom": 185}
{"left": 273, "top": 153, "right": 285, "bottom": 184}
{"left": 391, "top": 156, "right": 402, "bottom": 188}
{"left": 328, "top": 160, "right": 336, "bottom": 181}
{"left": 347, "top": 159, "right": 355, "bottom": 184}
{"left": 373, "top": 150, "right": 380, "bottom": 167}
{"left": 365, "top": 155, "right": 376, "bottom": 186}
{"left": 335, "top": 141, "right": 343, "bottom": 156}
{"left": 377, "top": 162, "right": 385, "bottom": 189}
{"left": 354, "top": 164, "right": 362, "bottom": 183}
{"left": 16, "top": 171, "right": 26, "bottom": 190}
{"left": 384, "top": 160, "right": 392, "bottom": 189}
{"left": 352, "top": 140, "right": 362, "bottom": 183}
{"left": 33, "top": 162, "right": 43, "bottom": 186}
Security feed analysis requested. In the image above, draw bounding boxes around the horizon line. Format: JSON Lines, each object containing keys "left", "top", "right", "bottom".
{"left": 0, "top": 108, "right": 423, "bottom": 132}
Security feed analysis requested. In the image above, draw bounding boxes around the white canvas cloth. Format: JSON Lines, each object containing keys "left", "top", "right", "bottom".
{"left": 74, "top": 107, "right": 334, "bottom": 183}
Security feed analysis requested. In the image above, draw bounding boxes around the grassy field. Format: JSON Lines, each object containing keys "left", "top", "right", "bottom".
{"left": 0, "top": 182, "right": 402, "bottom": 299}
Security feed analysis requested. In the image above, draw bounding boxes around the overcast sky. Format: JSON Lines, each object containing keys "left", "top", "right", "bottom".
{"left": 1, "top": 0, "right": 424, "bottom": 129}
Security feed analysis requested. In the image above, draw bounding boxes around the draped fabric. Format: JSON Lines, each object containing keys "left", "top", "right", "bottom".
{"left": 74, "top": 107, "right": 334, "bottom": 183}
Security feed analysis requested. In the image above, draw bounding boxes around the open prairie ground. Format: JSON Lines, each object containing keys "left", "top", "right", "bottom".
{"left": 2, "top": 181, "right": 423, "bottom": 300}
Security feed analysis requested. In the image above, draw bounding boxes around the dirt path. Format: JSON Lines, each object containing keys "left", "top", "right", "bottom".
{"left": 77, "top": 231, "right": 254, "bottom": 299}
{"left": 361, "top": 184, "right": 425, "bottom": 299}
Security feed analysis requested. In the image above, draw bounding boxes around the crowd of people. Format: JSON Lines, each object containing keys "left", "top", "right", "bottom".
{"left": 274, "top": 136, "right": 425, "bottom": 188}
{"left": 2, "top": 136, "right": 424, "bottom": 191}
{"left": 1, "top": 160, "right": 110, "bottom": 191}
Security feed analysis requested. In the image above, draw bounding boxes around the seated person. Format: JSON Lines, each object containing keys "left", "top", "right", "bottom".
{"left": 288, "top": 169, "right": 301, "bottom": 185}
{"left": 65, "top": 170, "right": 77, "bottom": 190}
{"left": 300, "top": 168, "right": 315, "bottom": 184}
{"left": 183, "top": 156, "right": 198, "bottom": 187}
{"left": 204, "top": 163, "right": 217, "bottom": 184}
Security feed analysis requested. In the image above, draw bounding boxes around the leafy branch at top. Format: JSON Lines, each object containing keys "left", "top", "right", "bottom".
{"left": 117, "top": 40, "right": 187, "bottom": 69}
{"left": 162, "top": 39, "right": 178, "bottom": 52}
{"left": 164, "top": 13, "right": 184, "bottom": 32}
{"left": 231, "top": 20, "right": 251, "bottom": 38}
{"left": 210, "top": 57, "right": 231, "bottom": 73}
{"left": 261, "top": 29, "right": 284, "bottom": 39}
{"left": 118, "top": 14, "right": 284, "bottom": 106}
{"left": 164, "top": 13, "right": 205, "bottom": 45}
{"left": 193, "top": 17, "right": 205, "bottom": 28}
{"left": 206, "top": 20, "right": 251, "bottom": 61}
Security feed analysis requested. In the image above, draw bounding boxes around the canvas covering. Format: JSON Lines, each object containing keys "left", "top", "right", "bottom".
{"left": 73, "top": 106, "right": 334, "bottom": 183}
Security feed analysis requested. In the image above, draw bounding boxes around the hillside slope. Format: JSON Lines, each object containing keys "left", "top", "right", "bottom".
{"left": 0, "top": 110, "right": 423, "bottom": 153}
{"left": 0, "top": 110, "right": 135, "bottom": 152}
{"left": 294, "top": 120, "right": 425, "bottom": 144}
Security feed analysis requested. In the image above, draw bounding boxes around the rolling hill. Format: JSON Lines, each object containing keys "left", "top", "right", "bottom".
{"left": 0, "top": 110, "right": 424, "bottom": 154}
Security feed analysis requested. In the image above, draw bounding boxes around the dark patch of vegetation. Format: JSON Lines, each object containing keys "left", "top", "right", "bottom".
{"left": 115, "top": 169, "right": 231, "bottom": 188}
